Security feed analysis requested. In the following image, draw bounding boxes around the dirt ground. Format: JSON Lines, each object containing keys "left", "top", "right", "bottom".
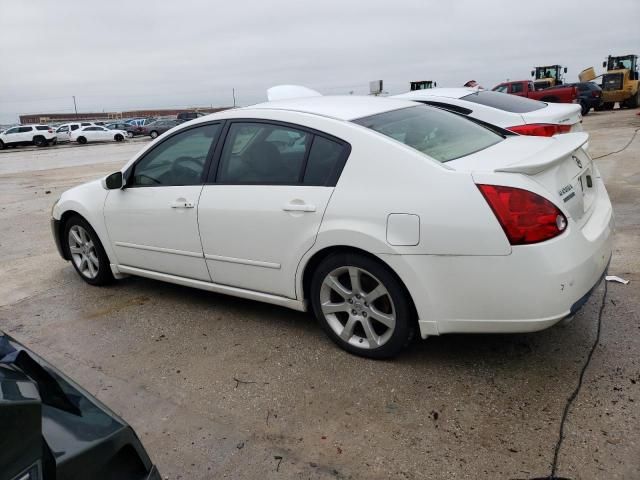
{"left": 1, "top": 110, "right": 639, "bottom": 479}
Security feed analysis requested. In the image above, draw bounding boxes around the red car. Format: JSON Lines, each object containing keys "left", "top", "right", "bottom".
{"left": 493, "top": 80, "right": 578, "bottom": 104}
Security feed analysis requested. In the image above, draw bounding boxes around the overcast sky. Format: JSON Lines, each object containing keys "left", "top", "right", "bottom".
{"left": 1, "top": 0, "right": 639, "bottom": 124}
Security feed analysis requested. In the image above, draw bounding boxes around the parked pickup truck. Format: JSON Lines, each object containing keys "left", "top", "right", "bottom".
{"left": 492, "top": 80, "right": 579, "bottom": 104}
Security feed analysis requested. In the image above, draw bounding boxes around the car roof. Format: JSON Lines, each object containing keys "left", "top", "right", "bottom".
{"left": 393, "top": 88, "right": 479, "bottom": 100}
{"left": 246, "top": 95, "right": 418, "bottom": 121}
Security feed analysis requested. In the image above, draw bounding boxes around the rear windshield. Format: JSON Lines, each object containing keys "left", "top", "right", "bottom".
{"left": 353, "top": 105, "right": 502, "bottom": 163}
{"left": 461, "top": 90, "right": 546, "bottom": 113}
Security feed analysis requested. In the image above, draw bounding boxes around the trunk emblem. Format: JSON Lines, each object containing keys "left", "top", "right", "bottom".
{"left": 558, "top": 184, "right": 573, "bottom": 196}
{"left": 573, "top": 155, "right": 582, "bottom": 168}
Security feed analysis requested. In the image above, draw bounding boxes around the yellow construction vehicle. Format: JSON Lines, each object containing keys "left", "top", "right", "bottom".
{"left": 531, "top": 65, "right": 567, "bottom": 90}
{"left": 410, "top": 80, "right": 436, "bottom": 91}
{"left": 579, "top": 55, "right": 639, "bottom": 110}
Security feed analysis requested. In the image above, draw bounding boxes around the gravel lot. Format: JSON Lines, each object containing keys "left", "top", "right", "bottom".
{"left": 1, "top": 111, "right": 639, "bottom": 479}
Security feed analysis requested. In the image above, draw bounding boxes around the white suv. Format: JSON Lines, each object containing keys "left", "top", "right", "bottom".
{"left": 0, "top": 125, "right": 57, "bottom": 149}
{"left": 55, "top": 122, "right": 96, "bottom": 143}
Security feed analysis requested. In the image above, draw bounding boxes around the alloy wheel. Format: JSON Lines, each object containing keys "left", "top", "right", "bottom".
{"left": 320, "top": 266, "right": 396, "bottom": 349}
{"left": 68, "top": 225, "right": 99, "bottom": 279}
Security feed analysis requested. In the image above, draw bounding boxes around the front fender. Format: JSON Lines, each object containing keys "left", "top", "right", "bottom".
{"left": 52, "top": 181, "right": 115, "bottom": 265}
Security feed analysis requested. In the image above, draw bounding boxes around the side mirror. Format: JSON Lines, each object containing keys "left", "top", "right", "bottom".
{"left": 102, "top": 171, "right": 123, "bottom": 190}
{"left": 563, "top": 67, "right": 568, "bottom": 73}
{"left": 530, "top": 70, "right": 535, "bottom": 77}
{"left": 602, "top": 61, "right": 607, "bottom": 68}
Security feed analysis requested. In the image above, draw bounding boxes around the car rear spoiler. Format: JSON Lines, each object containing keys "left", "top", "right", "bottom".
{"left": 495, "top": 132, "right": 589, "bottom": 175}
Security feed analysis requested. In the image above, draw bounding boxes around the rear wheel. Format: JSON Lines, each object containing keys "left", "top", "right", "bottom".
{"left": 310, "top": 252, "right": 415, "bottom": 359}
{"left": 33, "top": 136, "right": 46, "bottom": 147}
{"left": 77, "top": 136, "right": 87, "bottom": 145}
{"left": 0, "top": 140, "right": 4, "bottom": 150}
{"left": 114, "top": 133, "right": 124, "bottom": 142}
{"left": 64, "top": 215, "right": 113, "bottom": 285}
{"left": 127, "top": 131, "right": 134, "bottom": 138}
{"left": 150, "top": 130, "right": 159, "bottom": 139}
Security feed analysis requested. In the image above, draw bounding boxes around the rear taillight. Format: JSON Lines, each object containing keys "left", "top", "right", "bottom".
{"left": 591, "top": 91, "right": 600, "bottom": 98}
{"left": 506, "top": 123, "right": 572, "bottom": 137}
{"left": 48, "top": 129, "right": 53, "bottom": 133}
{"left": 477, "top": 184, "right": 567, "bottom": 245}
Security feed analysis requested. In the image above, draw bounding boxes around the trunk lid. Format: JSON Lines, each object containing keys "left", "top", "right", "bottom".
{"left": 521, "top": 102, "right": 582, "bottom": 130}
{"left": 449, "top": 133, "right": 595, "bottom": 225}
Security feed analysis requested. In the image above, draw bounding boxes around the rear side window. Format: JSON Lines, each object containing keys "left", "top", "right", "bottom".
{"left": 510, "top": 83, "right": 523, "bottom": 93}
{"left": 18, "top": 127, "right": 32, "bottom": 133}
{"left": 303, "top": 136, "right": 346, "bottom": 185}
{"left": 462, "top": 91, "right": 546, "bottom": 113}
{"left": 353, "top": 105, "right": 502, "bottom": 163}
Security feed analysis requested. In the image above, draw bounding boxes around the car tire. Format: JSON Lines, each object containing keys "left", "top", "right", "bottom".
{"left": 310, "top": 252, "right": 415, "bottom": 359}
{"left": 0, "top": 140, "right": 4, "bottom": 150}
{"left": 114, "top": 134, "right": 124, "bottom": 142}
{"left": 580, "top": 101, "right": 590, "bottom": 116}
{"left": 33, "top": 136, "right": 46, "bottom": 147}
{"left": 603, "top": 102, "right": 615, "bottom": 111}
{"left": 64, "top": 215, "right": 114, "bottom": 286}
{"left": 150, "top": 130, "right": 158, "bottom": 139}
{"left": 127, "top": 131, "right": 134, "bottom": 138}
{"left": 77, "top": 136, "right": 87, "bottom": 145}
{"left": 50, "top": 138, "right": 58, "bottom": 146}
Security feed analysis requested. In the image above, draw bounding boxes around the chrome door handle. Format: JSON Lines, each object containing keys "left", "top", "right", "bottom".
{"left": 170, "top": 200, "right": 194, "bottom": 208}
{"left": 283, "top": 203, "right": 316, "bottom": 212}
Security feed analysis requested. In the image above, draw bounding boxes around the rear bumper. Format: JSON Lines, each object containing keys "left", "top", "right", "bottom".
{"left": 383, "top": 179, "right": 614, "bottom": 337}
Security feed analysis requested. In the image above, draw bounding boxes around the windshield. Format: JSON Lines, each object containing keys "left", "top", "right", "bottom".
{"left": 462, "top": 90, "right": 546, "bottom": 113}
{"left": 608, "top": 56, "right": 634, "bottom": 70}
{"left": 536, "top": 66, "right": 558, "bottom": 79}
{"left": 353, "top": 105, "right": 502, "bottom": 163}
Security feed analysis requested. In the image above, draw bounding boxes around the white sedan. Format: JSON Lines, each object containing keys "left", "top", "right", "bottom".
{"left": 70, "top": 125, "right": 128, "bottom": 144}
{"left": 50, "top": 96, "right": 613, "bottom": 358}
{"left": 393, "top": 88, "right": 583, "bottom": 137}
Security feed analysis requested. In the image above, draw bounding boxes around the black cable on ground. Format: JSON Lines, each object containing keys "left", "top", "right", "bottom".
{"left": 547, "top": 280, "right": 609, "bottom": 479}
{"left": 592, "top": 127, "right": 640, "bottom": 160}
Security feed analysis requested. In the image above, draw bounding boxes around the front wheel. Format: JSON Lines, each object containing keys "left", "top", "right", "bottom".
{"left": 77, "top": 136, "right": 87, "bottom": 145}
{"left": 127, "top": 131, "right": 134, "bottom": 138}
{"left": 64, "top": 215, "right": 113, "bottom": 285}
{"left": 114, "top": 133, "right": 124, "bottom": 142}
{"left": 150, "top": 130, "right": 158, "bottom": 139}
{"left": 580, "top": 101, "right": 590, "bottom": 116}
{"left": 310, "top": 253, "right": 415, "bottom": 359}
{"left": 33, "top": 136, "right": 46, "bottom": 147}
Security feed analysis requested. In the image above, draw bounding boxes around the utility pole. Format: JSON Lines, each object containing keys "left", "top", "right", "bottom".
{"left": 72, "top": 96, "right": 78, "bottom": 119}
